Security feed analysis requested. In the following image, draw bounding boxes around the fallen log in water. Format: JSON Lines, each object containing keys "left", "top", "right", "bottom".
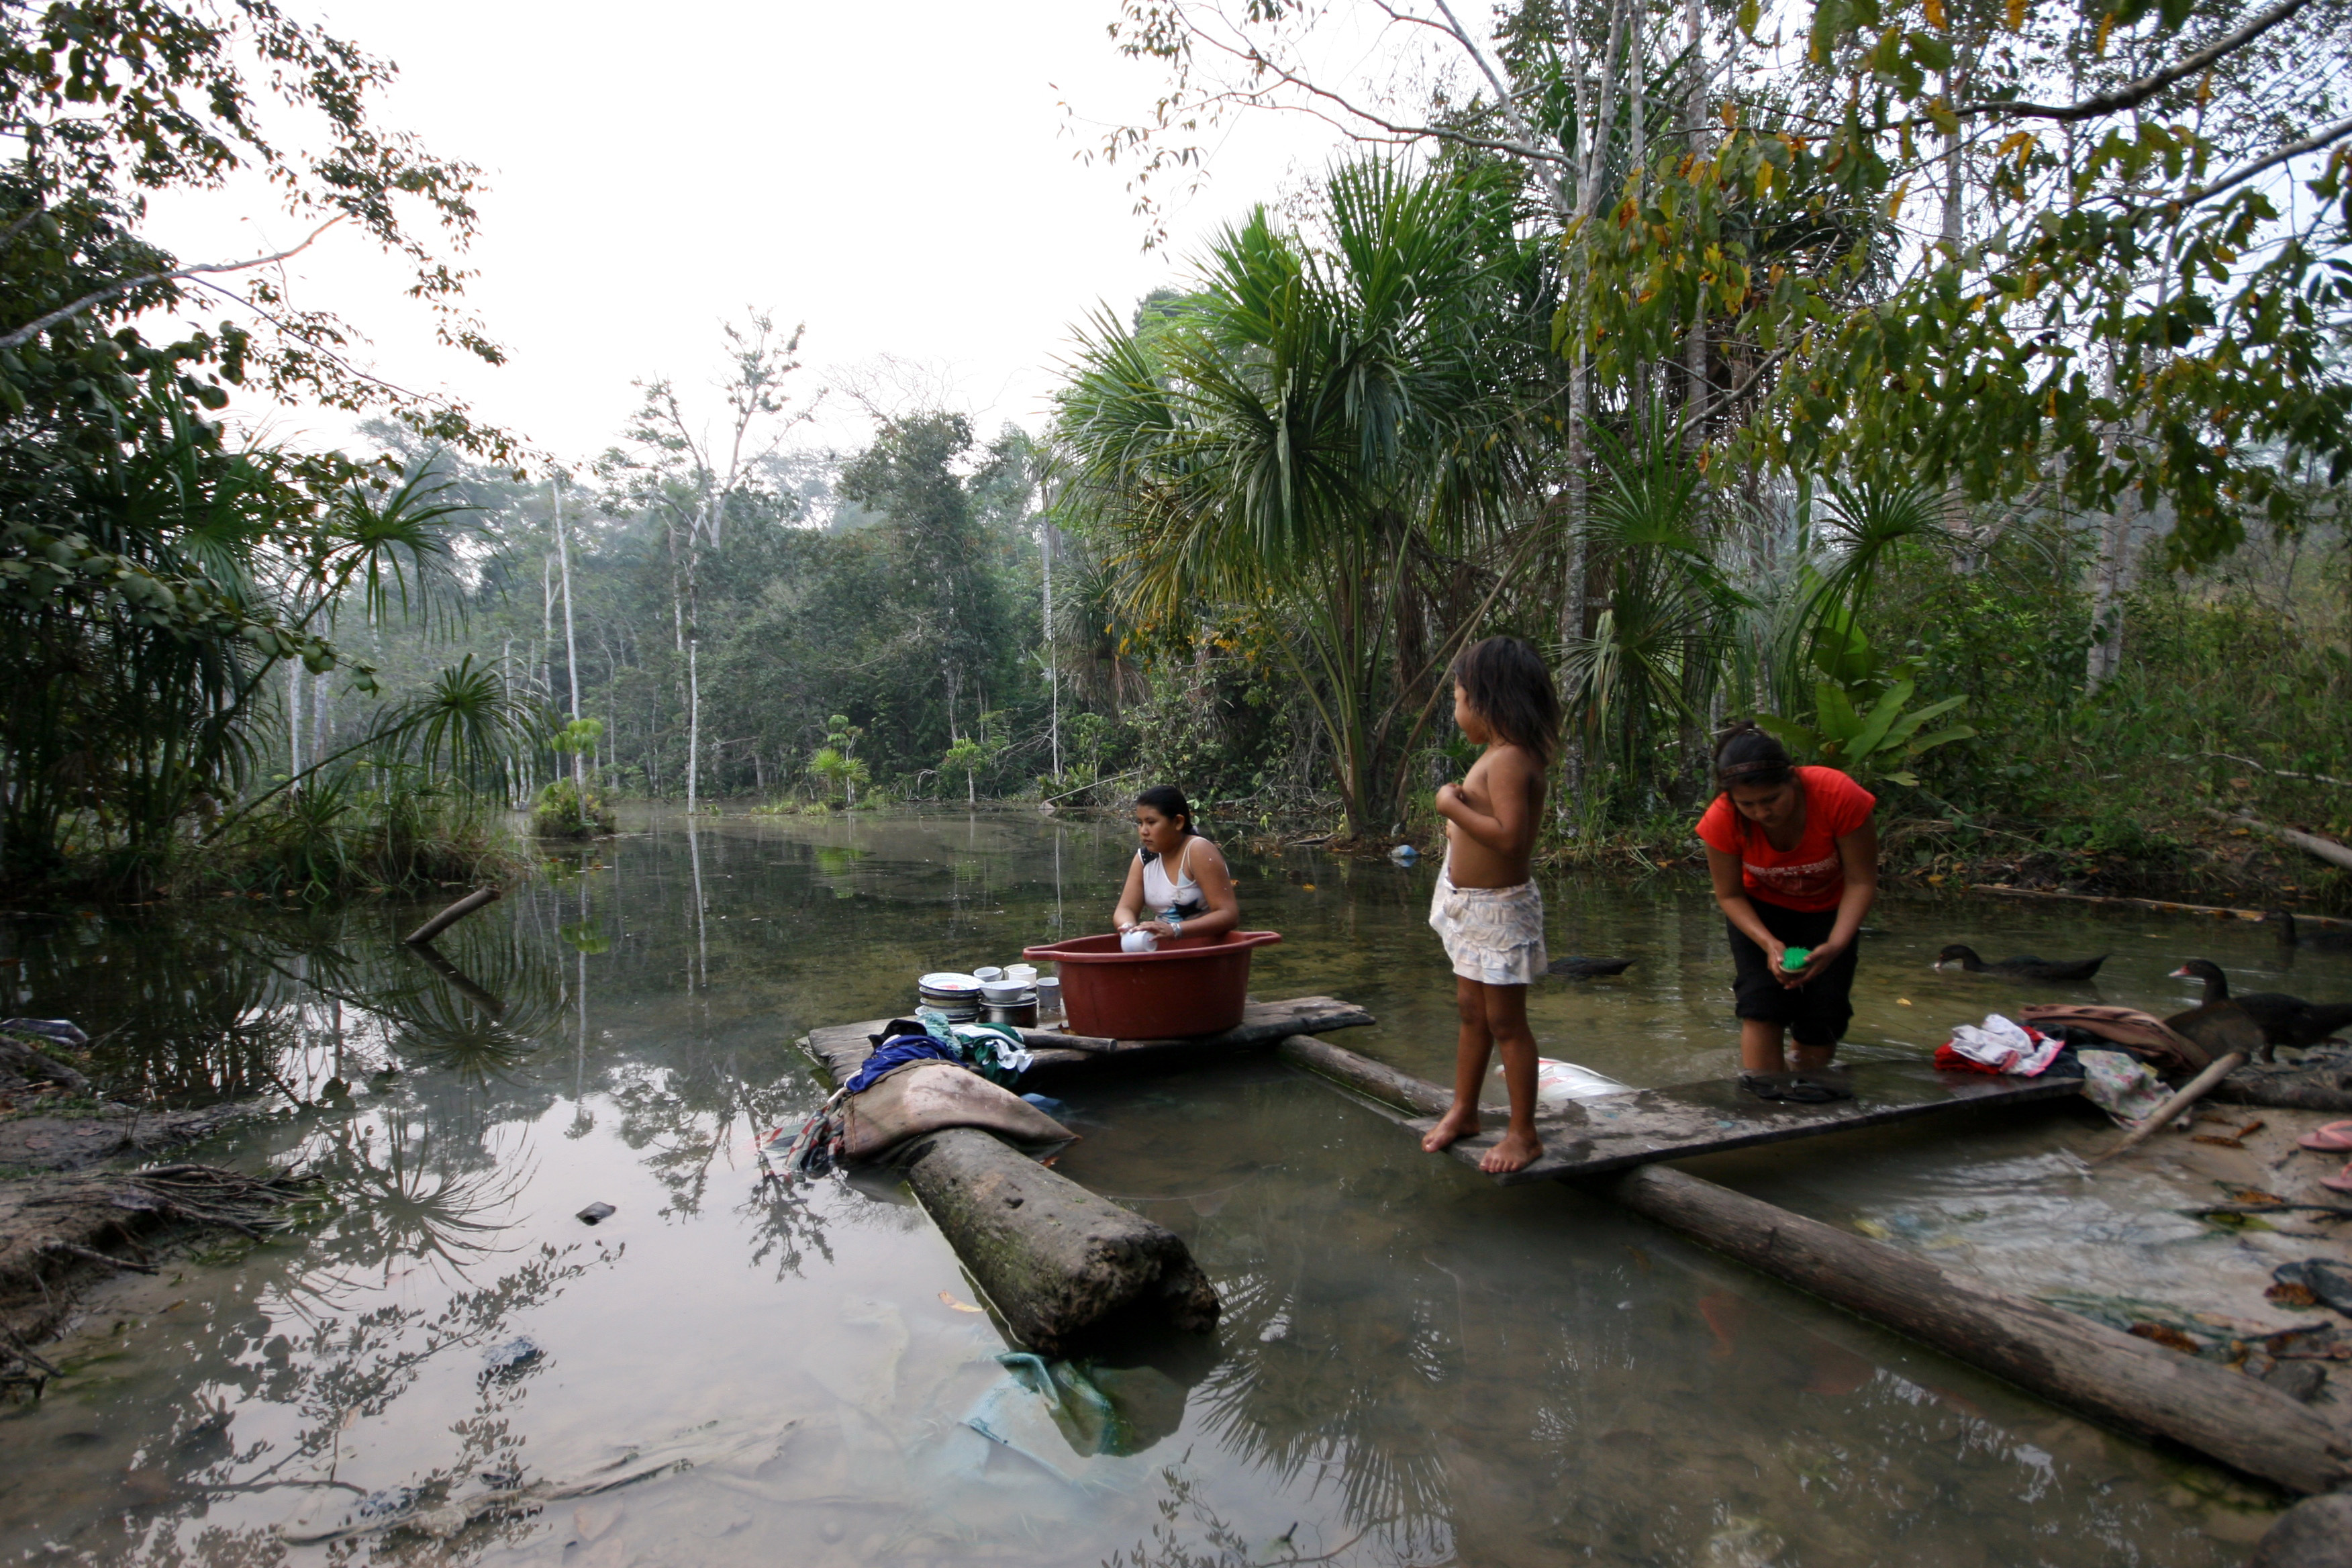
{"left": 403, "top": 886, "right": 501, "bottom": 946}
{"left": 2213, "top": 1065, "right": 2352, "bottom": 1114}
{"left": 2202, "top": 807, "right": 2352, "bottom": 875}
{"left": 899, "top": 1126, "right": 1218, "bottom": 1356}
{"left": 1600, "top": 1163, "right": 2352, "bottom": 1496}
{"left": 1274, "top": 1034, "right": 2352, "bottom": 1496}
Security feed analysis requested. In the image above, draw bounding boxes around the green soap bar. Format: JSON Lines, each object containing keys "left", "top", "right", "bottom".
{"left": 1781, "top": 946, "right": 1812, "bottom": 969}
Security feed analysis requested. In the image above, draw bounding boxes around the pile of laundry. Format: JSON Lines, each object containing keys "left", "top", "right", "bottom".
{"left": 1934, "top": 1010, "right": 2192, "bottom": 1122}
{"left": 777, "top": 1010, "right": 1067, "bottom": 1181}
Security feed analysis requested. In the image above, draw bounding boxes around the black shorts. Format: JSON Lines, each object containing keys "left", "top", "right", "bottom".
{"left": 1727, "top": 901, "right": 1858, "bottom": 1046}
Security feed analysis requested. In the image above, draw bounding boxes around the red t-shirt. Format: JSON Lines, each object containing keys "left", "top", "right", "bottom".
{"left": 1695, "top": 766, "right": 1877, "bottom": 912}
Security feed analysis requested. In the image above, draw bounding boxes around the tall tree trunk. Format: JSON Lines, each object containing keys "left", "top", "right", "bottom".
{"left": 1683, "top": 0, "right": 1708, "bottom": 440}
{"left": 2088, "top": 352, "right": 2132, "bottom": 693}
{"left": 286, "top": 660, "right": 302, "bottom": 797}
{"left": 554, "top": 475, "right": 583, "bottom": 793}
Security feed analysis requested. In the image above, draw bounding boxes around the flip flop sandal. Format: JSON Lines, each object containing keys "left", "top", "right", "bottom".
{"left": 1739, "top": 1073, "right": 1789, "bottom": 1101}
{"left": 2297, "top": 1120, "right": 2352, "bottom": 1153}
{"left": 1786, "top": 1077, "right": 1856, "bottom": 1104}
{"left": 2323, "top": 1165, "right": 2352, "bottom": 1197}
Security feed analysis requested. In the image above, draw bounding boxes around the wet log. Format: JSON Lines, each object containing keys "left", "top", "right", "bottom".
{"left": 2212, "top": 1066, "right": 2352, "bottom": 1114}
{"left": 899, "top": 1126, "right": 1218, "bottom": 1357}
{"left": 402, "top": 887, "right": 501, "bottom": 946}
{"left": 1276, "top": 1035, "right": 2352, "bottom": 1496}
{"left": 1602, "top": 1163, "right": 2352, "bottom": 1496}
{"left": 1277, "top": 1033, "right": 1464, "bottom": 1116}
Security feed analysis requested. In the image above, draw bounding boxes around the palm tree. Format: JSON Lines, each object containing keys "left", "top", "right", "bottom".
{"left": 1559, "top": 409, "right": 1745, "bottom": 803}
{"left": 1057, "top": 158, "right": 1555, "bottom": 835}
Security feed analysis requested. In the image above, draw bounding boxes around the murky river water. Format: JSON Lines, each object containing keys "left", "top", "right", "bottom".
{"left": 5, "top": 807, "right": 2345, "bottom": 1565}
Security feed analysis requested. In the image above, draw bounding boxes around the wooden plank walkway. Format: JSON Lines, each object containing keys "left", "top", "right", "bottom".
{"left": 800, "top": 995, "right": 1375, "bottom": 1083}
{"left": 1408, "top": 1060, "right": 2086, "bottom": 1187}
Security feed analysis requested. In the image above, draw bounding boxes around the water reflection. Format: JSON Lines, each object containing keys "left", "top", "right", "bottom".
{"left": 0, "top": 808, "right": 2321, "bottom": 1565}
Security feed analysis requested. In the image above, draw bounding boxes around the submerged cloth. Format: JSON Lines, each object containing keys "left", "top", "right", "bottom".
{"left": 1694, "top": 766, "right": 1877, "bottom": 912}
{"left": 1139, "top": 840, "right": 1207, "bottom": 919}
{"left": 1428, "top": 869, "right": 1548, "bottom": 987}
{"left": 1726, "top": 899, "right": 1858, "bottom": 1046}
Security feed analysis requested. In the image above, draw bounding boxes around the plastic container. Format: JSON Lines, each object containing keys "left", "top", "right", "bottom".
{"left": 1021, "top": 930, "right": 1282, "bottom": 1039}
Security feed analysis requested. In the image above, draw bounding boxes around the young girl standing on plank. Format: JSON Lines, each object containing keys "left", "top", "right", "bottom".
{"left": 1420, "top": 636, "right": 1562, "bottom": 1174}
{"left": 1696, "top": 722, "right": 1879, "bottom": 1081}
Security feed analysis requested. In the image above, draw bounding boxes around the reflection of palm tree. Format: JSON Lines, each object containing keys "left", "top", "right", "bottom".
{"left": 295, "top": 1114, "right": 536, "bottom": 1295}
{"left": 1189, "top": 1256, "right": 1458, "bottom": 1559}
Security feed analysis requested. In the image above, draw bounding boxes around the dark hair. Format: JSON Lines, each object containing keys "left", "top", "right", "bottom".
{"left": 1133, "top": 784, "right": 1198, "bottom": 843}
{"left": 1449, "top": 636, "right": 1561, "bottom": 768}
{"left": 1713, "top": 720, "right": 1794, "bottom": 792}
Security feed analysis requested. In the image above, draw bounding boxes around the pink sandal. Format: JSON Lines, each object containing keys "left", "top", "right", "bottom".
{"left": 2324, "top": 1163, "right": 2352, "bottom": 1195}
{"left": 2297, "top": 1120, "right": 2352, "bottom": 1153}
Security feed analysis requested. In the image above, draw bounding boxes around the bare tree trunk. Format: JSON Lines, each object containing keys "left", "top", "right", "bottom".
{"left": 554, "top": 475, "right": 584, "bottom": 793}
{"left": 1042, "top": 501, "right": 1060, "bottom": 779}
{"left": 685, "top": 500, "right": 709, "bottom": 817}
{"left": 1683, "top": 0, "right": 1708, "bottom": 440}
{"left": 2088, "top": 354, "right": 2134, "bottom": 692}
{"left": 286, "top": 661, "right": 302, "bottom": 797}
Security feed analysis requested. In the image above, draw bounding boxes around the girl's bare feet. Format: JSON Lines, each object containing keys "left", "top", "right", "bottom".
{"left": 1480, "top": 1126, "right": 1542, "bottom": 1173}
{"left": 1421, "top": 1104, "right": 1480, "bottom": 1152}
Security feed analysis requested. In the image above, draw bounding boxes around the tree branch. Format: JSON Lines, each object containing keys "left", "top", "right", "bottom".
{"left": 1955, "top": 0, "right": 2317, "bottom": 122}
{"left": 0, "top": 215, "right": 346, "bottom": 351}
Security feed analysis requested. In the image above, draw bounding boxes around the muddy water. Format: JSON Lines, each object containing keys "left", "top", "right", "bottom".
{"left": 3, "top": 808, "right": 2339, "bottom": 1565}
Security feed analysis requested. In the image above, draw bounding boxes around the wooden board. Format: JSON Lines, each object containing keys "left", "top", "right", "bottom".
{"left": 800, "top": 995, "right": 1375, "bottom": 1084}
{"left": 1411, "top": 1060, "right": 2086, "bottom": 1186}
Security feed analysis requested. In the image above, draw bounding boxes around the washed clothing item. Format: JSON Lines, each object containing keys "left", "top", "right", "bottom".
{"left": 2077, "top": 1048, "right": 2172, "bottom": 1123}
{"left": 1429, "top": 870, "right": 1548, "bottom": 987}
{"left": 842, "top": 1033, "right": 961, "bottom": 1096}
{"left": 1694, "top": 766, "right": 1877, "bottom": 912}
{"left": 1937, "top": 1013, "right": 2065, "bottom": 1075}
{"left": 1139, "top": 840, "right": 1207, "bottom": 919}
{"left": 1726, "top": 899, "right": 1857, "bottom": 1046}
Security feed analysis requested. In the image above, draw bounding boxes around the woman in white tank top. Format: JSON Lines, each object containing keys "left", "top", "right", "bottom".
{"left": 1114, "top": 784, "right": 1240, "bottom": 942}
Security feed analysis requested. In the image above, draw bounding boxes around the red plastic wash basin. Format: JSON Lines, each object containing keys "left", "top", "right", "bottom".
{"left": 1020, "top": 930, "right": 1282, "bottom": 1040}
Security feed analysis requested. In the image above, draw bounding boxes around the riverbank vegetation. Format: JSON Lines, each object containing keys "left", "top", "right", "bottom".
{"left": 3, "top": 0, "right": 2347, "bottom": 910}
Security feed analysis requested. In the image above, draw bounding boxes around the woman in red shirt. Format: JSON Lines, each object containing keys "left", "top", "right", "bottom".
{"left": 1695, "top": 722, "right": 1879, "bottom": 1076}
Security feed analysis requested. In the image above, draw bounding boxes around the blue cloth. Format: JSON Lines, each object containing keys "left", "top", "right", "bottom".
{"left": 842, "top": 1034, "right": 961, "bottom": 1095}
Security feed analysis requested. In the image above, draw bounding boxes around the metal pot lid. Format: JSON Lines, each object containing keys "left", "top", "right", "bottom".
{"left": 918, "top": 972, "right": 983, "bottom": 993}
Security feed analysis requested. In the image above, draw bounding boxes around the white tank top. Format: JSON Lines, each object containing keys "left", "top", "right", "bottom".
{"left": 1141, "top": 840, "right": 1204, "bottom": 916}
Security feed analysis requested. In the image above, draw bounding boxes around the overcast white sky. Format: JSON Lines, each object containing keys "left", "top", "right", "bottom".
{"left": 144, "top": 0, "right": 1355, "bottom": 469}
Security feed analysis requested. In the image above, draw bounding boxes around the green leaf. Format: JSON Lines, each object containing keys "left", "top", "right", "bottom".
{"left": 1877, "top": 692, "right": 1967, "bottom": 749}
{"left": 1846, "top": 678, "right": 1916, "bottom": 761}
{"left": 1901, "top": 723, "right": 1977, "bottom": 754}
{"left": 1755, "top": 714, "right": 1822, "bottom": 754}
{"left": 1738, "top": 0, "right": 1760, "bottom": 36}
{"left": 1814, "top": 680, "right": 1863, "bottom": 742}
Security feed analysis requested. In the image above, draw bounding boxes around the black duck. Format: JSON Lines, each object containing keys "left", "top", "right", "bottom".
{"left": 1546, "top": 956, "right": 1636, "bottom": 979}
{"left": 2267, "top": 910, "right": 2352, "bottom": 954}
{"left": 2168, "top": 959, "right": 2352, "bottom": 1052}
{"left": 1933, "top": 944, "right": 2108, "bottom": 983}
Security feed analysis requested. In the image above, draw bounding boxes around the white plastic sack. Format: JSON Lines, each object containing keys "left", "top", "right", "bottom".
{"left": 1533, "top": 1057, "right": 1635, "bottom": 1112}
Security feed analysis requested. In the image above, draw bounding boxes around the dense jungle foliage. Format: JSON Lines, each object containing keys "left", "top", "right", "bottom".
{"left": 2, "top": 0, "right": 2348, "bottom": 908}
